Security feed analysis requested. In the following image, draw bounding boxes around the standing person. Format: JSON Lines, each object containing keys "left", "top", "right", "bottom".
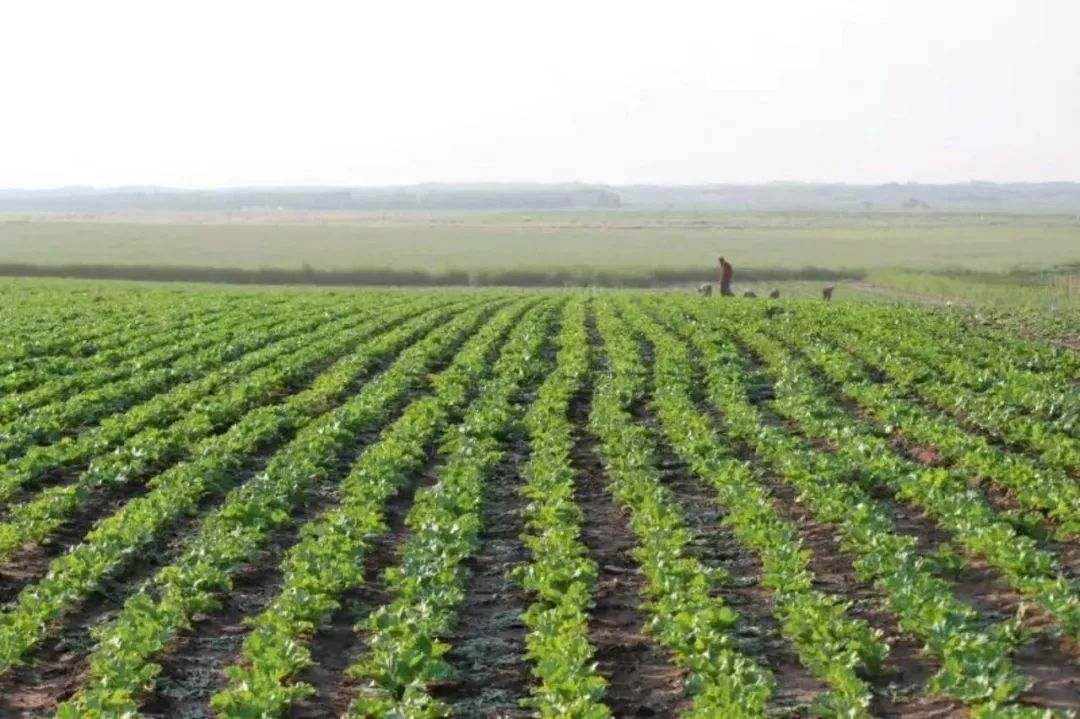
{"left": 717, "top": 256, "right": 734, "bottom": 296}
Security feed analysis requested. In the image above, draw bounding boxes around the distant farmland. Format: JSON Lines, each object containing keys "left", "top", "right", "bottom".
{"left": 2, "top": 211, "right": 1079, "bottom": 275}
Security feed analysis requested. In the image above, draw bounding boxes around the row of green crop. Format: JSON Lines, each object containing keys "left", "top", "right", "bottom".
{"left": 511, "top": 298, "right": 610, "bottom": 718}
{"left": 207, "top": 298, "right": 538, "bottom": 717}
{"left": 0, "top": 299, "right": 144, "bottom": 367}
{"left": 2, "top": 288, "right": 1074, "bottom": 717}
{"left": 0, "top": 289, "right": 285, "bottom": 403}
{"left": 53, "top": 300, "right": 504, "bottom": 717}
{"left": 0, "top": 298, "right": 439, "bottom": 563}
{"left": 651, "top": 299, "right": 1040, "bottom": 715}
{"left": 588, "top": 300, "right": 776, "bottom": 717}
{"left": 818, "top": 307, "right": 1080, "bottom": 470}
{"left": 0, "top": 281, "right": 240, "bottom": 354}
{"left": 0, "top": 295, "right": 261, "bottom": 415}
{"left": 0, "top": 306, "right": 301, "bottom": 461}
{"left": 725, "top": 313, "right": 1080, "bottom": 647}
{"left": 778, "top": 319, "right": 1080, "bottom": 539}
{"left": 897, "top": 304, "right": 1080, "bottom": 394}
{"left": 851, "top": 300, "right": 1080, "bottom": 382}
{"left": 0, "top": 298, "right": 238, "bottom": 397}
{"left": 0, "top": 299, "right": 463, "bottom": 673}
{"left": 343, "top": 302, "right": 557, "bottom": 717}
{"left": 0, "top": 296, "right": 412, "bottom": 505}
{"left": 618, "top": 299, "right": 887, "bottom": 717}
{"left": 0, "top": 287, "right": 274, "bottom": 374}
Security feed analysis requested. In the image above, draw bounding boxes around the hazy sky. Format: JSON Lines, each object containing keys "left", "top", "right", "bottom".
{"left": 2, "top": 0, "right": 1077, "bottom": 187}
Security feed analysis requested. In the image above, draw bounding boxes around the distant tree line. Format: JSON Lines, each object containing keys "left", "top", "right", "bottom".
{"left": 0, "top": 186, "right": 622, "bottom": 212}
{"left": 4, "top": 181, "right": 1080, "bottom": 213}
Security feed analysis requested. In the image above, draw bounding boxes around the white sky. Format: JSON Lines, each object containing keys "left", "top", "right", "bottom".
{"left": 1, "top": 0, "right": 1077, "bottom": 187}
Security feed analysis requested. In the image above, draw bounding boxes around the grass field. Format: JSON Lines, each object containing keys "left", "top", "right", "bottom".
{"left": 3, "top": 211, "right": 1079, "bottom": 273}
{"left": 0, "top": 279, "right": 1077, "bottom": 718}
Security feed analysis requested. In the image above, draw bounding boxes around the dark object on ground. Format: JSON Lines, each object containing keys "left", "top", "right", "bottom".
{"left": 743, "top": 289, "right": 758, "bottom": 298}
{"left": 823, "top": 285, "right": 835, "bottom": 302}
{"left": 769, "top": 288, "right": 780, "bottom": 299}
{"left": 718, "top": 256, "right": 734, "bottom": 296}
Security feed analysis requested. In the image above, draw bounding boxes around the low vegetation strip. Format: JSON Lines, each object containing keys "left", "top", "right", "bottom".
{"left": 512, "top": 298, "right": 610, "bottom": 717}
{"left": 0, "top": 279, "right": 1075, "bottom": 718}
{"left": 0, "top": 261, "right": 864, "bottom": 288}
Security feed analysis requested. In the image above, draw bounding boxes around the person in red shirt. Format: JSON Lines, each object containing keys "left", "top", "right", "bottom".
{"left": 717, "top": 256, "right": 734, "bottom": 296}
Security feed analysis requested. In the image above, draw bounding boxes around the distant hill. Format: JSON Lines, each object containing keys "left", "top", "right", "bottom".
{"left": 2, "top": 181, "right": 1080, "bottom": 213}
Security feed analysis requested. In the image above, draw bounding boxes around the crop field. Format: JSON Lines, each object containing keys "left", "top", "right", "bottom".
{"left": 0, "top": 280, "right": 1078, "bottom": 718}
